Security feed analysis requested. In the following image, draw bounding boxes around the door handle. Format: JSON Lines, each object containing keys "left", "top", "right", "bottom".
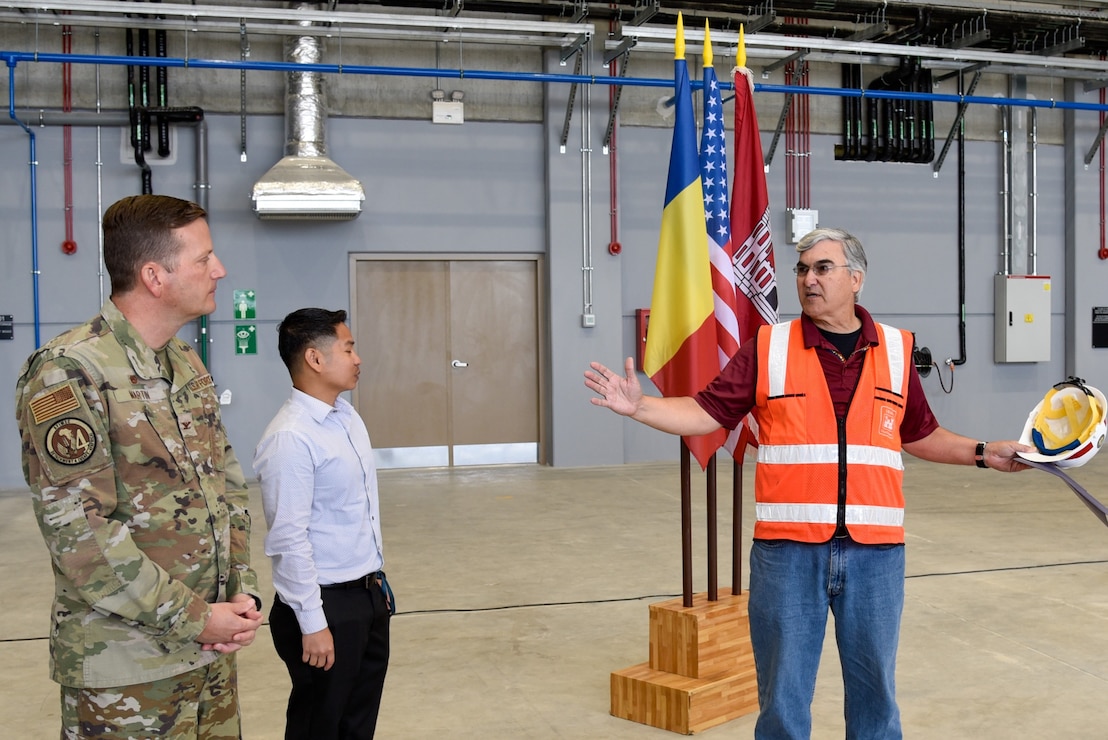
{"left": 452, "top": 360, "right": 469, "bottom": 368}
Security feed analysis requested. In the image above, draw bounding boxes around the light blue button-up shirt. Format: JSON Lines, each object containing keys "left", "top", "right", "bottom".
{"left": 255, "top": 389, "right": 384, "bottom": 635}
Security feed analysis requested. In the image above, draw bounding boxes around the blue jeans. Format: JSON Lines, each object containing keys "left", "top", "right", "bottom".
{"left": 748, "top": 538, "right": 905, "bottom": 740}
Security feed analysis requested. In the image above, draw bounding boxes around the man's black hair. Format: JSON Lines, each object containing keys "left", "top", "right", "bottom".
{"left": 277, "top": 308, "right": 348, "bottom": 373}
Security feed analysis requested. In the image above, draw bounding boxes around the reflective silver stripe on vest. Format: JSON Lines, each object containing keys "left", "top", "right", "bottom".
{"left": 766, "top": 322, "right": 792, "bottom": 397}
{"left": 767, "top": 321, "right": 909, "bottom": 397}
{"left": 755, "top": 502, "right": 905, "bottom": 527}
{"left": 877, "top": 322, "right": 906, "bottom": 394}
{"left": 758, "top": 443, "right": 905, "bottom": 470}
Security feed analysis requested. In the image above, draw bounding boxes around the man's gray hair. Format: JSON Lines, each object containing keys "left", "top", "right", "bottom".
{"left": 795, "top": 227, "right": 867, "bottom": 297}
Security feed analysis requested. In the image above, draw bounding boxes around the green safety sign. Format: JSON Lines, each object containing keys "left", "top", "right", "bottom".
{"left": 233, "top": 289, "right": 256, "bottom": 320}
{"left": 234, "top": 324, "right": 257, "bottom": 355}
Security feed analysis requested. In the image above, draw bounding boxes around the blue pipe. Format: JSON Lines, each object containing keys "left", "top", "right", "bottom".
{"left": 5, "top": 50, "right": 1108, "bottom": 111}
{"left": 7, "top": 59, "right": 40, "bottom": 347}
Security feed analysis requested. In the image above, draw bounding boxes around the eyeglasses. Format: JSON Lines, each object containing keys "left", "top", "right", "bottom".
{"left": 793, "top": 263, "right": 851, "bottom": 278}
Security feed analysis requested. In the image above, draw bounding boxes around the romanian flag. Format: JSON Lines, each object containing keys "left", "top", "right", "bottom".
{"left": 728, "top": 25, "right": 779, "bottom": 458}
{"left": 644, "top": 13, "right": 728, "bottom": 469}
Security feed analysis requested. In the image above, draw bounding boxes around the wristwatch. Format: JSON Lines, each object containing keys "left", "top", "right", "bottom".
{"left": 975, "top": 441, "right": 988, "bottom": 469}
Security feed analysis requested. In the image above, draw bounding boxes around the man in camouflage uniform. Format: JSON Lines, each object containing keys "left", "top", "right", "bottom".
{"left": 15, "top": 194, "right": 264, "bottom": 739}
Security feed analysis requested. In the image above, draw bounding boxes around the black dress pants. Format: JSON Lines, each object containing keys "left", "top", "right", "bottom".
{"left": 270, "top": 581, "right": 391, "bottom": 740}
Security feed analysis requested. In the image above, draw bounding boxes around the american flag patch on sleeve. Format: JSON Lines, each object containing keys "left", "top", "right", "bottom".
{"left": 29, "top": 382, "right": 81, "bottom": 425}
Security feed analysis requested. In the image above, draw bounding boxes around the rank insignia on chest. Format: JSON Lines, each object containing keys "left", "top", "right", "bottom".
{"left": 179, "top": 412, "right": 198, "bottom": 436}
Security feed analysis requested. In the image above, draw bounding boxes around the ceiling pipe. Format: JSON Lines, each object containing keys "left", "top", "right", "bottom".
{"left": 920, "top": 68, "right": 935, "bottom": 163}
{"left": 6, "top": 50, "right": 1108, "bottom": 113}
{"left": 623, "top": 27, "right": 1108, "bottom": 78}
{"left": 0, "top": 1, "right": 592, "bottom": 48}
{"left": 6, "top": 61, "right": 41, "bottom": 348}
{"left": 1101, "top": 84, "right": 1108, "bottom": 261}
{"left": 8, "top": 0, "right": 1105, "bottom": 31}
{"left": 155, "top": 25, "right": 171, "bottom": 158}
{"left": 1031, "top": 107, "right": 1039, "bottom": 275}
{"left": 61, "top": 21, "right": 75, "bottom": 256}
{"left": 839, "top": 64, "right": 855, "bottom": 160}
{"left": 949, "top": 70, "right": 968, "bottom": 368}
{"left": 3, "top": 2, "right": 1108, "bottom": 78}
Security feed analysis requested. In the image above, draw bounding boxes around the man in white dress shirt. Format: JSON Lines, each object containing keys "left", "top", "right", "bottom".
{"left": 255, "top": 307, "right": 393, "bottom": 740}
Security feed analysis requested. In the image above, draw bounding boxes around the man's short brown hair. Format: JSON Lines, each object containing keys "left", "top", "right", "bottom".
{"left": 103, "top": 195, "right": 208, "bottom": 295}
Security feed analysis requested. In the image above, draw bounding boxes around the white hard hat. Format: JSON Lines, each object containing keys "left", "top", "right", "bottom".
{"left": 1017, "top": 377, "right": 1107, "bottom": 469}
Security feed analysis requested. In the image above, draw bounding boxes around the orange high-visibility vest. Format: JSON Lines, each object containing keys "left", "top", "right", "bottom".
{"left": 752, "top": 319, "right": 912, "bottom": 544}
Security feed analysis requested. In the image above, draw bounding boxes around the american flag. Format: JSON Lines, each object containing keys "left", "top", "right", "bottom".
{"left": 700, "top": 26, "right": 778, "bottom": 459}
{"left": 699, "top": 44, "right": 752, "bottom": 458}
{"left": 699, "top": 60, "right": 741, "bottom": 373}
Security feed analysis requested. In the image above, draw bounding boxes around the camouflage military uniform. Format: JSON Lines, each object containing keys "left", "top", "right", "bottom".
{"left": 59, "top": 650, "right": 240, "bottom": 739}
{"left": 15, "top": 300, "right": 259, "bottom": 736}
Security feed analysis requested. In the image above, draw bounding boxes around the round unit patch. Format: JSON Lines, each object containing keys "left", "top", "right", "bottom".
{"left": 44, "top": 418, "right": 97, "bottom": 466}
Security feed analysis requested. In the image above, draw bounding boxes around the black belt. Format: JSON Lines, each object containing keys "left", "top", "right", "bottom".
{"left": 320, "top": 571, "right": 384, "bottom": 590}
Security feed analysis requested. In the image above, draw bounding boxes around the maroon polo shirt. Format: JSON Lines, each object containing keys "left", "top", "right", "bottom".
{"left": 695, "top": 305, "right": 939, "bottom": 443}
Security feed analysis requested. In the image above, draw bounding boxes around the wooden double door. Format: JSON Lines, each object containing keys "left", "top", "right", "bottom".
{"left": 350, "top": 256, "right": 543, "bottom": 468}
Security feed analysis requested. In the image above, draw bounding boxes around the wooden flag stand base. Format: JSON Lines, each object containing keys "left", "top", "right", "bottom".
{"left": 610, "top": 588, "right": 759, "bottom": 734}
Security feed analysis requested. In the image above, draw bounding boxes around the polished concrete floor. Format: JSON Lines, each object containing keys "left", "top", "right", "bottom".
{"left": 3, "top": 455, "right": 1108, "bottom": 739}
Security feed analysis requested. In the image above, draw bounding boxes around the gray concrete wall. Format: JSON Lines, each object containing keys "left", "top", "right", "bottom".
{"left": 1, "top": 34, "right": 1107, "bottom": 488}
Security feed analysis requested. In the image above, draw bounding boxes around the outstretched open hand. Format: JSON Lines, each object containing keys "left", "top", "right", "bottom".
{"left": 584, "top": 357, "right": 642, "bottom": 417}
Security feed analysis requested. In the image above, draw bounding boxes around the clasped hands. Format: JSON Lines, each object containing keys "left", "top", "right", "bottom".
{"left": 198, "top": 593, "right": 264, "bottom": 654}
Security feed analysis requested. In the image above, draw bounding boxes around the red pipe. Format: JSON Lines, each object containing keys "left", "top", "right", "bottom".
{"left": 801, "top": 60, "right": 810, "bottom": 209}
{"left": 607, "top": 14, "right": 621, "bottom": 257}
{"left": 61, "top": 17, "right": 77, "bottom": 256}
{"left": 784, "top": 18, "right": 811, "bottom": 212}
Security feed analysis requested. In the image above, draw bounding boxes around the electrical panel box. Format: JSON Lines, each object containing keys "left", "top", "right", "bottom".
{"left": 432, "top": 100, "right": 464, "bottom": 124}
{"left": 786, "top": 208, "right": 819, "bottom": 244}
{"left": 994, "top": 274, "right": 1051, "bottom": 363}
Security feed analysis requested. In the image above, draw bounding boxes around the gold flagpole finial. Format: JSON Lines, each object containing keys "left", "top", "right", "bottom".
{"left": 737, "top": 24, "right": 747, "bottom": 68}
{"left": 703, "top": 20, "right": 713, "bottom": 68}
{"left": 675, "top": 12, "right": 685, "bottom": 60}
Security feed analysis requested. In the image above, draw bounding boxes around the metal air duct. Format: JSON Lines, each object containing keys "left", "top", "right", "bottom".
{"left": 251, "top": 3, "right": 364, "bottom": 220}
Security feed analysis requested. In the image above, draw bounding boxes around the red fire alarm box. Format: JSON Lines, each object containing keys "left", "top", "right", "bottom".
{"left": 635, "top": 308, "right": 650, "bottom": 369}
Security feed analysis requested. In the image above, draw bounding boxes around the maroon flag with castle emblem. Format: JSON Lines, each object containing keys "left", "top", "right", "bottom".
{"left": 727, "top": 26, "right": 778, "bottom": 458}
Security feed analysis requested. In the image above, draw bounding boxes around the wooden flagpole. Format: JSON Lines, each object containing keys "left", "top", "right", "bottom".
{"left": 707, "top": 455, "right": 718, "bottom": 601}
{"left": 611, "top": 445, "right": 758, "bottom": 733}
{"left": 733, "top": 458, "right": 743, "bottom": 594}
{"left": 680, "top": 440, "right": 693, "bottom": 607}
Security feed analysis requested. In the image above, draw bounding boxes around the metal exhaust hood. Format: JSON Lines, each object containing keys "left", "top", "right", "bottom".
{"left": 251, "top": 4, "right": 364, "bottom": 220}
{"left": 252, "top": 155, "right": 365, "bottom": 220}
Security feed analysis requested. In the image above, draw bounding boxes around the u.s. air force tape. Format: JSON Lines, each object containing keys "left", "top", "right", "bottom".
{"left": 44, "top": 418, "right": 97, "bottom": 466}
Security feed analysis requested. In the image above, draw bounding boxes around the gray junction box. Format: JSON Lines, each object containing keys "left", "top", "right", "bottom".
{"left": 994, "top": 274, "right": 1051, "bottom": 363}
